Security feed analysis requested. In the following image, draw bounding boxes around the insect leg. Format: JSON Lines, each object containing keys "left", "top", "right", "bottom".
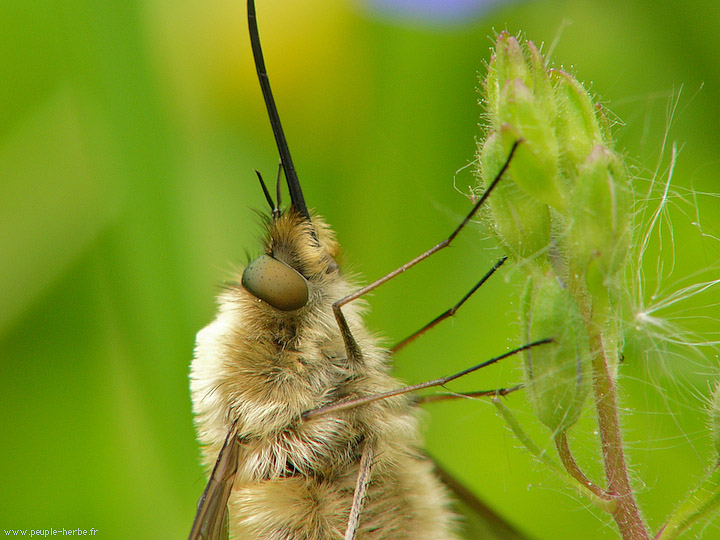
{"left": 302, "top": 338, "right": 550, "bottom": 420}
{"left": 332, "top": 141, "right": 521, "bottom": 364}
{"left": 344, "top": 440, "right": 375, "bottom": 540}
{"left": 415, "top": 385, "right": 522, "bottom": 404}
{"left": 391, "top": 256, "right": 507, "bottom": 353}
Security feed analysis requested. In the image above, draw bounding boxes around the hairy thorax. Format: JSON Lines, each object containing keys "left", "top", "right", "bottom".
{"left": 190, "top": 212, "right": 458, "bottom": 539}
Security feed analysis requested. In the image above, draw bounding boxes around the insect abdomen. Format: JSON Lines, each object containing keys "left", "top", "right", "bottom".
{"left": 229, "top": 454, "right": 455, "bottom": 540}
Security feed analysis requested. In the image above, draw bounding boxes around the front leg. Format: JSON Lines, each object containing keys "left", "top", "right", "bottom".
{"left": 344, "top": 439, "right": 375, "bottom": 540}
{"left": 333, "top": 302, "right": 364, "bottom": 364}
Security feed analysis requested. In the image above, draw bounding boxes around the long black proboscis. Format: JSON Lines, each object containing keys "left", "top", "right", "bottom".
{"left": 247, "top": 0, "right": 311, "bottom": 222}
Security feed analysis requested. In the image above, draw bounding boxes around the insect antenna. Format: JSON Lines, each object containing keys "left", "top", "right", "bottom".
{"left": 274, "top": 160, "right": 283, "bottom": 213}
{"left": 247, "top": 0, "right": 310, "bottom": 221}
{"left": 254, "top": 170, "right": 279, "bottom": 218}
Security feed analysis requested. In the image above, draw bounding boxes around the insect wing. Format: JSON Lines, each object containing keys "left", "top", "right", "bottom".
{"left": 188, "top": 421, "right": 241, "bottom": 540}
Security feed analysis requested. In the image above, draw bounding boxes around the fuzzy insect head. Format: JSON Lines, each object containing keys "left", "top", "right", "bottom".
{"left": 242, "top": 210, "right": 341, "bottom": 308}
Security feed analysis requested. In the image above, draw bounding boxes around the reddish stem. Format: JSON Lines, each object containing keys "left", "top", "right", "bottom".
{"left": 554, "top": 430, "right": 610, "bottom": 501}
{"left": 590, "top": 332, "right": 649, "bottom": 540}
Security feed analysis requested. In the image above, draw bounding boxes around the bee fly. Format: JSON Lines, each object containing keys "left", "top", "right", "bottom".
{"left": 188, "top": 2, "right": 546, "bottom": 539}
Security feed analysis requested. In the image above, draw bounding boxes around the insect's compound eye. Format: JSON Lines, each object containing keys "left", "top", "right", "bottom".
{"left": 241, "top": 254, "right": 309, "bottom": 311}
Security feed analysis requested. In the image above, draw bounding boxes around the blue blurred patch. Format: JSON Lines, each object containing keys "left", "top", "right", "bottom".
{"left": 363, "top": 0, "right": 506, "bottom": 24}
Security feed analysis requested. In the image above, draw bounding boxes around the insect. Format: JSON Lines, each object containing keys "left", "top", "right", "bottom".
{"left": 188, "top": 2, "right": 545, "bottom": 539}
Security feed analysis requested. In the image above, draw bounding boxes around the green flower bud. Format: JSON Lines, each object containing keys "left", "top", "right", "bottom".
{"left": 479, "top": 133, "right": 551, "bottom": 258}
{"left": 551, "top": 69, "right": 604, "bottom": 172}
{"left": 566, "top": 146, "right": 632, "bottom": 301}
{"left": 485, "top": 32, "right": 529, "bottom": 129}
{"left": 522, "top": 273, "right": 591, "bottom": 433}
{"left": 527, "top": 41, "right": 556, "bottom": 119}
{"left": 495, "top": 32, "right": 530, "bottom": 90}
{"left": 497, "top": 103, "right": 563, "bottom": 210}
{"left": 483, "top": 53, "right": 500, "bottom": 128}
{"left": 483, "top": 34, "right": 565, "bottom": 211}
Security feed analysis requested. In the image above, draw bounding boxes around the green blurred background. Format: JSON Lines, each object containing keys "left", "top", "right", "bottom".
{"left": 2, "top": 0, "right": 720, "bottom": 538}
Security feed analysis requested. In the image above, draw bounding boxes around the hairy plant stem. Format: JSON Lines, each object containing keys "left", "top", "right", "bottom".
{"left": 493, "top": 397, "right": 615, "bottom": 512}
{"left": 554, "top": 430, "right": 608, "bottom": 501}
{"left": 590, "top": 332, "right": 649, "bottom": 540}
